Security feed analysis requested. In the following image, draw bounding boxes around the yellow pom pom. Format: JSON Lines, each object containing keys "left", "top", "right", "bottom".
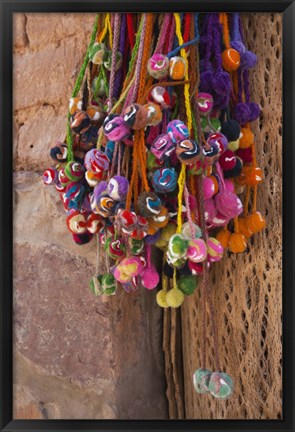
{"left": 166, "top": 288, "right": 184, "bottom": 308}
{"left": 156, "top": 290, "right": 169, "bottom": 308}
{"left": 228, "top": 139, "right": 240, "bottom": 152}
{"left": 155, "top": 223, "right": 176, "bottom": 249}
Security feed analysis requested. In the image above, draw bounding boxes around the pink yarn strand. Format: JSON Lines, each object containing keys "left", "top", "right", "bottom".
{"left": 108, "top": 13, "right": 121, "bottom": 109}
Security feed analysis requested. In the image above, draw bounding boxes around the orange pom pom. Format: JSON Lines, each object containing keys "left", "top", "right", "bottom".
{"left": 235, "top": 167, "right": 247, "bottom": 186}
{"left": 237, "top": 217, "right": 253, "bottom": 238}
{"left": 169, "top": 56, "right": 187, "bottom": 80}
{"left": 216, "top": 229, "right": 231, "bottom": 248}
{"left": 246, "top": 212, "right": 266, "bottom": 233}
{"left": 222, "top": 48, "right": 241, "bottom": 72}
{"left": 244, "top": 166, "right": 264, "bottom": 186}
{"left": 228, "top": 232, "right": 247, "bottom": 253}
{"left": 239, "top": 128, "right": 254, "bottom": 149}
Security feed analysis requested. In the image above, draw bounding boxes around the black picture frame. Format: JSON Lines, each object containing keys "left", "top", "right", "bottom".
{"left": 1, "top": 1, "right": 294, "bottom": 431}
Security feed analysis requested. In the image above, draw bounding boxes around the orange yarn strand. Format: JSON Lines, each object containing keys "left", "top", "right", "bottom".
{"left": 219, "top": 13, "right": 230, "bottom": 49}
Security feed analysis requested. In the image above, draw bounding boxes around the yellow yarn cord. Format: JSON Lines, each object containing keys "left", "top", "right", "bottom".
{"left": 97, "top": 13, "right": 113, "bottom": 48}
{"left": 173, "top": 13, "right": 193, "bottom": 234}
{"left": 173, "top": 268, "right": 178, "bottom": 290}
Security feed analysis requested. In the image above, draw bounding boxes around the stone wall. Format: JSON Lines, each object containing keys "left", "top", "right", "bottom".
{"left": 13, "top": 13, "right": 168, "bottom": 420}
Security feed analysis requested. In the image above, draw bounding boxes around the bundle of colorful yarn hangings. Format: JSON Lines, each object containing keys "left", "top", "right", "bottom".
{"left": 43, "top": 12, "right": 265, "bottom": 399}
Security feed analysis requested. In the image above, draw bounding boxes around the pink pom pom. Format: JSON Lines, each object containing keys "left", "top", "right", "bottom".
{"left": 224, "top": 179, "right": 235, "bottom": 193}
{"left": 203, "top": 177, "right": 216, "bottom": 200}
{"left": 141, "top": 267, "right": 160, "bottom": 290}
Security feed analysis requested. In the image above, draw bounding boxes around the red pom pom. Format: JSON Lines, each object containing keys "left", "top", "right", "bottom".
{"left": 219, "top": 150, "right": 236, "bottom": 171}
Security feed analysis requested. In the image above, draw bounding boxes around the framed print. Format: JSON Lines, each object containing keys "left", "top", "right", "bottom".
{"left": 1, "top": 1, "right": 294, "bottom": 432}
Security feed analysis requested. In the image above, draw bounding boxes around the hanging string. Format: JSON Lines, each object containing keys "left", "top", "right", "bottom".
{"left": 219, "top": 13, "right": 230, "bottom": 49}
{"left": 108, "top": 13, "right": 121, "bottom": 110}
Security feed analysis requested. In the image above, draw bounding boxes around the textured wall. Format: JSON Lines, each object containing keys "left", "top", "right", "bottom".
{"left": 165, "top": 13, "right": 282, "bottom": 420}
{"left": 13, "top": 13, "right": 168, "bottom": 420}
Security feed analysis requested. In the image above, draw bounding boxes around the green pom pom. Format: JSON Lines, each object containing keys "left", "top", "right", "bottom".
{"left": 89, "top": 42, "right": 107, "bottom": 65}
{"left": 101, "top": 273, "right": 117, "bottom": 296}
{"left": 177, "top": 275, "right": 198, "bottom": 295}
{"left": 208, "top": 372, "right": 234, "bottom": 399}
{"left": 193, "top": 368, "right": 212, "bottom": 393}
{"left": 129, "top": 238, "right": 144, "bottom": 255}
{"left": 89, "top": 275, "right": 103, "bottom": 295}
{"left": 104, "top": 51, "right": 122, "bottom": 71}
{"left": 201, "top": 117, "right": 221, "bottom": 133}
{"left": 168, "top": 234, "right": 189, "bottom": 259}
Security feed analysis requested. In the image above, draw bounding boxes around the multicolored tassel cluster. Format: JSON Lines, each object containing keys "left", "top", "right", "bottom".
{"left": 43, "top": 12, "right": 265, "bottom": 399}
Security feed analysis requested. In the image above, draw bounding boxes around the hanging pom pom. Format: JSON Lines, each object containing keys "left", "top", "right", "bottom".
{"left": 237, "top": 217, "right": 253, "bottom": 238}
{"left": 100, "top": 273, "right": 117, "bottom": 296}
{"left": 216, "top": 229, "right": 231, "bottom": 248}
{"left": 151, "top": 134, "right": 175, "bottom": 160}
{"left": 206, "top": 237, "right": 224, "bottom": 262}
{"left": 128, "top": 238, "right": 144, "bottom": 255}
{"left": 103, "top": 50, "right": 122, "bottom": 71}
{"left": 196, "top": 92, "right": 214, "bottom": 116}
{"left": 69, "top": 97, "right": 83, "bottom": 116}
{"left": 147, "top": 53, "right": 169, "bottom": 79}
{"left": 107, "top": 176, "right": 129, "bottom": 201}
{"left": 177, "top": 275, "right": 198, "bottom": 295}
{"left": 208, "top": 372, "right": 234, "bottom": 399}
{"left": 221, "top": 48, "right": 240, "bottom": 72}
{"left": 168, "top": 234, "right": 189, "bottom": 260}
{"left": 156, "top": 289, "right": 169, "bottom": 308}
{"left": 66, "top": 211, "right": 87, "bottom": 234}
{"left": 152, "top": 167, "right": 178, "bottom": 194}
{"left": 58, "top": 167, "right": 71, "bottom": 186}
{"left": 187, "top": 239, "right": 208, "bottom": 263}
{"left": 239, "top": 127, "right": 254, "bottom": 149}
{"left": 230, "top": 40, "right": 246, "bottom": 54}
{"left": 50, "top": 142, "right": 68, "bottom": 163}
{"left": 42, "top": 167, "right": 58, "bottom": 185}
{"left": 103, "top": 114, "right": 130, "bottom": 141}
{"left": 89, "top": 42, "right": 107, "bottom": 65}
{"left": 123, "top": 103, "right": 149, "bottom": 130}
{"left": 113, "top": 256, "right": 144, "bottom": 283}
{"left": 228, "top": 232, "right": 247, "bottom": 253}
{"left": 210, "top": 71, "right": 231, "bottom": 95}
{"left": 176, "top": 139, "right": 201, "bottom": 165}
{"left": 166, "top": 288, "right": 184, "bottom": 308}
{"left": 246, "top": 211, "right": 266, "bottom": 233}
{"left": 167, "top": 120, "right": 189, "bottom": 143}
{"left": 215, "top": 189, "right": 243, "bottom": 219}
{"left": 70, "top": 111, "right": 91, "bottom": 134}
{"left": 169, "top": 56, "right": 188, "bottom": 80}
{"left": 207, "top": 132, "right": 228, "bottom": 154}
{"left": 105, "top": 236, "right": 126, "bottom": 259}
{"left": 72, "top": 231, "right": 93, "bottom": 245}
{"left": 193, "top": 369, "right": 212, "bottom": 394}
{"left": 84, "top": 149, "right": 110, "bottom": 175}
{"left": 144, "top": 103, "right": 163, "bottom": 126}
{"left": 137, "top": 191, "right": 162, "bottom": 217}
{"left": 236, "top": 147, "right": 253, "bottom": 164}
{"left": 247, "top": 102, "right": 261, "bottom": 122}
{"left": 219, "top": 150, "right": 237, "bottom": 171}
{"left": 64, "top": 161, "right": 84, "bottom": 182}
{"left": 223, "top": 157, "right": 243, "bottom": 179}
{"left": 220, "top": 119, "right": 241, "bottom": 142}
{"left": 141, "top": 267, "right": 160, "bottom": 290}
{"left": 181, "top": 222, "right": 202, "bottom": 240}
{"left": 148, "top": 86, "right": 175, "bottom": 109}
{"left": 240, "top": 50, "right": 257, "bottom": 70}
{"left": 233, "top": 103, "right": 251, "bottom": 125}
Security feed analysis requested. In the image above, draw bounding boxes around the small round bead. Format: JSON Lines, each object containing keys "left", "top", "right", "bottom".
{"left": 193, "top": 369, "right": 212, "bottom": 394}
{"left": 208, "top": 372, "right": 234, "bottom": 399}
{"left": 221, "top": 48, "right": 241, "bottom": 71}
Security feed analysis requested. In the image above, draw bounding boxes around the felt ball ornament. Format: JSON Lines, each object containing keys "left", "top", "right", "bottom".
{"left": 166, "top": 288, "right": 184, "bottom": 308}
{"left": 237, "top": 217, "right": 253, "bottom": 238}
{"left": 148, "top": 86, "right": 173, "bottom": 110}
{"left": 168, "top": 233, "right": 189, "bottom": 259}
{"left": 206, "top": 237, "right": 224, "bottom": 262}
{"left": 167, "top": 254, "right": 187, "bottom": 269}
{"left": 66, "top": 211, "right": 87, "bottom": 234}
{"left": 107, "top": 176, "right": 129, "bottom": 201}
{"left": 104, "top": 236, "right": 126, "bottom": 259}
{"left": 50, "top": 142, "right": 68, "bottom": 163}
{"left": 193, "top": 369, "right": 212, "bottom": 394}
{"left": 117, "top": 209, "right": 138, "bottom": 233}
{"left": 167, "top": 120, "right": 189, "bottom": 143}
{"left": 239, "top": 127, "right": 254, "bottom": 149}
{"left": 84, "top": 149, "right": 110, "bottom": 175}
{"left": 152, "top": 167, "right": 177, "bottom": 193}
{"left": 43, "top": 168, "right": 58, "bottom": 185}
{"left": 92, "top": 194, "right": 115, "bottom": 217}
{"left": 243, "top": 166, "right": 264, "bottom": 186}
{"left": 221, "top": 48, "right": 241, "bottom": 71}
{"left": 176, "top": 139, "right": 201, "bottom": 165}
{"left": 128, "top": 238, "right": 144, "bottom": 255}
{"left": 233, "top": 103, "right": 251, "bottom": 125}
{"left": 240, "top": 50, "right": 257, "bottom": 70}
{"left": 147, "top": 53, "right": 169, "bottom": 79}
{"left": 177, "top": 275, "right": 197, "bottom": 295}
{"left": 215, "top": 189, "right": 243, "bottom": 219}
{"left": 247, "top": 102, "right": 261, "bottom": 122}
{"left": 228, "top": 232, "right": 247, "bottom": 253}
{"left": 227, "top": 139, "right": 240, "bottom": 152}
{"left": 113, "top": 256, "right": 144, "bottom": 283}
{"left": 224, "top": 157, "right": 243, "bottom": 179}
{"left": 58, "top": 167, "right": 71, "bottom": 186}
{"left": 91, "top": 76, "right": 106, "bottom": 97}
{"left": 151, "top": 134, "right": 175, "bottom": 160}
{"left": 210, "top": 71, "right": 231, "bottom": 96}
{"left": 137, "top": 191, "right": 162, "bottom": 217}
{"left": 156, "top": 289, "right": 169, "bottom": 308}
{"left": 89, "top": 42, "right": 107, "bottom": 64}
{"left": 181, "top": 222, "right": 202, "bottom": 240}
{"left": 220, "top": 119, "right": 241, "bottom": 142}
{"left": 219, "top": 150, "right": 237, "bottom": 171}
{"left": 72, "top": 231, "right": 93, "bottom": 245}
{"left": 141, "top": 267, "right": 160, "bottom": 290}
{"left": 224, "top": 179, "right": 235, "bottom": 193}
{"left": 207, "top": 132, "right": 228, "bottom": 154}
{"left": 188, "top": 261, "right": 203, "bottom": 275}
{"left": 85, "top": 171, "right": 100, "bottom": 188}
{"left": 69, "top": 97, "right": 83, "bottom": 116}
{"left": 196, "top": 92, "right": 214, "bottom": 116}
{"left": 187, "top": 239, "right": 208, "bottom": 263}
{"left": 86, "top": 105, "right": 105, "bottom": 123}
{"left": 55, "top": 182, "right": 66, "bottom": 193}
{"left": 236, "top": 147, "right": 253, "bottom": 164}
{"left": 169, "top": 56, "right": 187, "bottom": 80}
{"left": 103, "top": 50, "right": 122, "bottom": 71}
{"left": 86, "top": 213, "right": 103, "bottom": 234}
{"left": 144, "top": 103, "right": 163, "bottom": 126}
{"left": 103, "top": 115, "right": 130, "bottom": 141}
{"left": 70, "top": 111, "right": 91, "bottom": 134}
{"left": 123, "top": 103, "right": 149, "bottom": 130}
{"left": 147, "top": 206, "right": 170, "bottom": 229}
{"left": 64, "top": 161, "right": 84, "bottom": 182}
{"left": 201, "top": 117, "right": 221, "bottom": 134}
{"left": 155, "top": 223, "right": 177, "bottom": 249}
{"left": 208, "top": 372, "right": 234, "bottom": 399}
{"left": 89, "top": 275, "right": 102, "bottom": 296}
{"left": 100, "top": 273, "right": 117, "bottom": 296}
{"left": 216, "top": 229, "right": 231, "bottom": 249}
{"left": 204, "top": 198, "right": 217, "bottom": 223}
{"left": 80, "top": 126, "right": 99, "bottom": 150}
{"left": 246, "top": 211, "right": 266, "bottom": 233}
{"left": 202, "top": 143, "right": 219, "bottom": 165}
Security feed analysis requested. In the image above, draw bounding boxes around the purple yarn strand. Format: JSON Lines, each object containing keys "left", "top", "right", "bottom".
{"left": 232, "top": 13, "right": 241, "bottom": 42}
{"left": 211, "top": 14, "right": 222, "bottom": 71}
{"left": 237, "top": 68, "right": 243, "bottom": 103}
{"left": 205, "top": 14, "right": 214, "bottom": 67}
{"left": 243, "top": 69, "right": 251, "bottom": 103}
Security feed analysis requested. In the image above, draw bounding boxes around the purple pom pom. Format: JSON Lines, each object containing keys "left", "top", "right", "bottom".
{"left": 240, "top": 51, "right": 257, "bottom": 70}
{"left": 233, "top": 103, "right": 251, "bottom": 125}
{"left": 92, "top": 181, "right": 108, "bottom": 201}
{"left": 247, "top": 102, "right": 261, "bottom": 122}
{"left": 211, "top": 72, "right": 231, "bottom": 95}
{"left": 213, "top": 92, "right": 230, "bottom": 111}
{"left": 145, "top": 231, "right": 161, "bottom": 244}
{"left": 230, "top": 40, "right": 246, "bottom": 54}
{"left": 200, "top": 70, "right": 213, "bottom": 94}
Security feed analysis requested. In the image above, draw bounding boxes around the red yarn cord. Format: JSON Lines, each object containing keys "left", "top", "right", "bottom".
{"left": 127, "top": 13, "right": 135, "bottom": 49}
{"left": 183, "top": 13, "right": 191, "bottom": 48}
